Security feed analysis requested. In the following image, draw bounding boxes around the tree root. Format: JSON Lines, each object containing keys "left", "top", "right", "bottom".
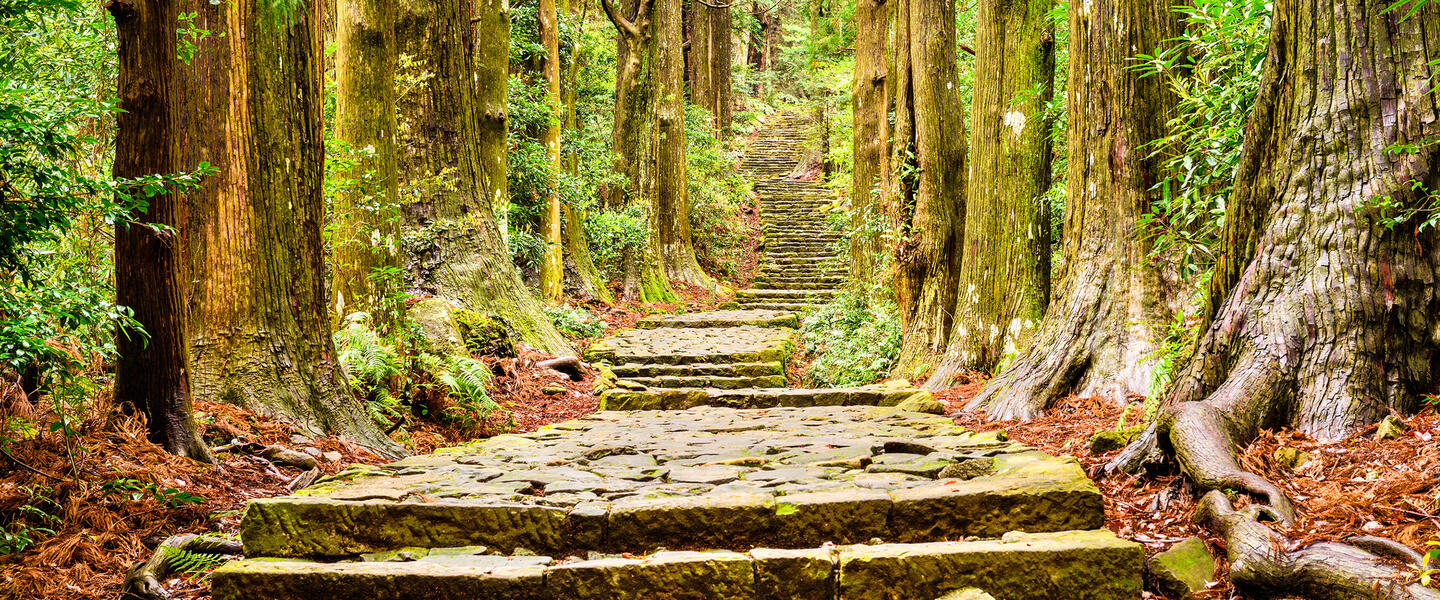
{"left": 1196, "top": 492, "right": 1440, "bottom": 600}
{"left": 123, "top": 533, "right": 244, "bottom": 600}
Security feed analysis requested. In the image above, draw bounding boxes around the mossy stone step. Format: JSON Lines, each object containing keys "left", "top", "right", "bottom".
{"left": 235, "top": 406, "right": 1106, "bottom": 560}
{"left": 611, "top": 361, "right": 784, "bottom": 378}
{"left": 736, "top": 302, "right": 819, "bottom": 313}
{"left": 598, "top": 384, "right": 936, "bottom": 410}
{"left": 585, "top": 326, "right": 796, "bottom": 366}
{"left": 634, "top": 309, "right": 797, "bottom": 329}
{"left": 213, "top": 530, "right": 1141, "bottom": 600}
{"left": 736, "top": 289, "right": 835, "bottom": 300}
{"left": 620, "top": 374, "right": 787, "bottom": 389}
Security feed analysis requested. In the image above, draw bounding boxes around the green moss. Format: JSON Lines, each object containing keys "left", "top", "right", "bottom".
{"left": 452, "top": 309, "right": 517, "bottom": 357}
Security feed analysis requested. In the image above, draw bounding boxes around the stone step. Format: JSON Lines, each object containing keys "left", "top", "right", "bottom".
{"left": 634, "top": 310, "right": 797, "bottom": 330}
{"left": 233, "top": 406, "right": 1107, "bottom": 559}
{"left": 736, "top": 289, "right": 835, "bottom": 300}
{"left": 621, "top": 374, "right": 787, "bottom": 389}
{"left": 584, "top": 326, "right": 796, "bottom": 366}
{"left": 599, "top": 384, "right": 939, "bottom": 410}
{"left": 610, "top": 361, "right": 785, "bottom": 378}
{"left": 213, "top": 530, "right": 1141, "bottom": 600}
{"left": 752, "top": 282, "right": 842, "bottom": 291}
{"left": 736, "top": 301, "right": 819, "bottom": 313}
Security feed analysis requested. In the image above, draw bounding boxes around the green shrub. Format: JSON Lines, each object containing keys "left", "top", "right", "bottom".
{"left": 800, "top": 287, "right": 902, "bottom": 387}
{"left": 544, "top": 305, "right": 604, "bottom": 339}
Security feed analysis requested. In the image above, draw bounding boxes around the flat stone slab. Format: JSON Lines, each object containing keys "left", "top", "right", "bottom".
{"left": 212, "top": 530, "right": 1142, "bottom": 600}
{"left": 240, "top": 406, "right": 1103, "bottom": 558}
{"left": 635, "top": 310, "right": 799, "bottom": 329}
{"left": 597, "top": 384, "right": 924, "bottom": 410}
{"left": 584, "top": 326, "right": 796, "bottom": 365}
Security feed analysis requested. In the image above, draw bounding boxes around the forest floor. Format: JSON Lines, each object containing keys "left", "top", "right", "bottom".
{"left": 937, "top": 385, "right": 1440, "bottom": 598}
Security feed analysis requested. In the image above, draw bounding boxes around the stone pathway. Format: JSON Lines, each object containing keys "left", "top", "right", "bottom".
{"left": 213, "top": 113, "right": 1143, "bottom": 600}
{"left": 735, "top": 111, "right": 844, "bottom": 313}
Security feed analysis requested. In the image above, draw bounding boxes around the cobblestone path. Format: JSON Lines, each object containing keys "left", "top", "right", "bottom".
{"left": 213, "top": 114, "right": 1142, "bottom": 600}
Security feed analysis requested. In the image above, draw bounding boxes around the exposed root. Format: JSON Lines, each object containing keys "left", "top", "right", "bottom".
{"left": 122, "top": 533, "right": 244, "bottom": 600}
{"left": 1196, "top": 491, "right": 1440, "bottom": 600}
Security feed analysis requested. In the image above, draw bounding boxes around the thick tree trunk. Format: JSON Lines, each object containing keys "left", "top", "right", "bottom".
{"left": 397, "top": 0, "right": 574, "bottom": 356}
{"left": 332, "top": 0, "right": 401, "bottom": 324}
{"left": 848, "top": 0, "right": 887, "bottom": 286}
{"left": 652, "top": 0, "right": 715, "bottom": 294}
{"left": 964, "top": 0, "right": 1177, "bottom": 416}
{"left": 538, "top": 0, "right": 565, "bottom": 304}
{"left": 689, "top": 2, "right": 731, "bottom": 133}
{"left": 110, "top": 0, "right": 212, "bottom": 462}
{"left": 889, "top": 0, "right": 966, "bottom": 376}
{"left": 1118, "top": 0, "right": 1440, "bottom": 514}
{"left": 178, "top": 0, "right": 401, "bottom": 456}
{"left": 927, "top": 0, "right": 1053, "bottom": 385}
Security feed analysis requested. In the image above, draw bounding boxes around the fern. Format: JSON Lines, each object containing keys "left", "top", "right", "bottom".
{"left": 420, "top": 353, "right": 501, "bottom": 427}
{"left": 333, "top": 313, "right": 406, "bottom": 425}
{"left": 163, "top": 534, "right": 237, "bottom": 581}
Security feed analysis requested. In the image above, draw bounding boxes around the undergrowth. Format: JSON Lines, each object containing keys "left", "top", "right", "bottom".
{"left": 800, "top": 286, "right": 902, "bottom": 387}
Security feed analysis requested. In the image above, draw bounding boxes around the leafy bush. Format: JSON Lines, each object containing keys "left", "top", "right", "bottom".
{"left": 544, "top": 305, "right": 604, "bottom": 339}
{"left": 800, "top": 288, "right": 902, "bottom": 387}
{"left": 685, "top": 104, "right": 751, "bottom": 280}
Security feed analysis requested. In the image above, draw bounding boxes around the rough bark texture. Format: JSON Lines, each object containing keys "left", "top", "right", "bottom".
{"left": 928, "top": 0, "right": 1053, "bottom": 384}
{"left": 889, "top": 0, "right": 966, "bottom": 375}
{"left": 652, "top": 0, "right": 715, "bottom": 293}
{"left": 397, "top": 0, "right": 573, "bottom": 356}
{"left": 174, "top": 0, "right": 400, "bottom": 456}
{"left": 332, "top": 0, "right": 400, "bottom": 322}
{"left": 538, "top": 0, "right": 565, "bottom": 304}
{"left": 1115, "top": 0, "right": 1440, "bottom": 517}
{"left": 109, "top": 0, "right": 212, "bottom": 462}
{"left": 964, "top": 0, "right": 1177, "bottom": 415}
{"left": 848, "top": 0, "right": 887, "bottom": 285}
{"left": 688, "top": 2, "right": 732, "bottom": 133}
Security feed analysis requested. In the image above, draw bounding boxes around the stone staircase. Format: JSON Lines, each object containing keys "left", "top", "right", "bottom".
{"left": 735, "top": 111, "right": 844, "bottom": 314}
{"left": 211, "top": 114, "right": 1143, "bottom": 600}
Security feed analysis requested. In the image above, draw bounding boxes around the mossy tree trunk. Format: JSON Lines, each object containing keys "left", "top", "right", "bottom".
{"left": 538, "top": 0, "right": 565, "bottom": 304}
{"left": 176, "top": 0, "right": 402, "bottom": 456}
{"left": 332, "top": 0, "right": 401, "bottom": 325}
{"left": 848, "top": 0, "right": 887, "bottom": 287}
{"left": 965, "top": 0, "right": 1177, "bottom": 416}
{"left": 888, "top": 0, "right": 966, "bottom": 376}
{"left": 652, "top": 0, "right": 715, "bottom": 294}
{"left": 927, "top": 0, "right": 1053, "bottom": 385}
{"left": 1110, "top": 4, "right": 1440, "bottom": 595}
{"left": 109, "top": 0, "right": 212, "bottom": 462}
{"left": 397, "top": 0, "right": 574, "bottom": 356}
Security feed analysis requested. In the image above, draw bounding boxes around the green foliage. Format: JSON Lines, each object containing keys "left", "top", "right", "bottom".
{"left": 1134, "top": 0, "right": 1271, "bottom": 280}
{"left": 585, "top": 205, "right": 648, "bottom": 277}
{"left": 0, "top": 485, "right": 59, "bottom": 555}
{"left": 801, "top": 286, "right": 903, "bottom": 387}
{"left": 544, "top": 305, "right": 604, "bottom": 339}
{"left": 333, "top": 314, "right": 407, "bottom": 424}
{"left": 684, "top": 104, "right": 751, "bottom": 280}
{"left": 1421, "top": 540, "right": 1439, "bottom": 587}
{"left": 419, "top": 353, "right": 499, "bottom": 427}
{"left": 162, "top": 535, "right": 236, "bottom": 580}
{"left": 101, "top": 476, "right": 206, "bottom": 507}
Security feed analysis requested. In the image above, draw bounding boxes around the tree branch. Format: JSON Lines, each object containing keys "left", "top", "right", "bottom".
{"left": 600, "top": 0, "right": 641, "bottom": 38}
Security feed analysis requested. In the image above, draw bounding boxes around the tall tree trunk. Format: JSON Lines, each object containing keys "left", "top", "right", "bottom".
{"left": 889, "top": 0, "right": 966, "bottom": 376}
{"left": 332, "top": 0, "right": 401, "bottom": 324}
{"left": 652, "top": 0, "right": 715, "bottom": 294}
{"left": 559, "top": 0, "right": 613, "bottom": 303}
{"left": 110, "top": 0, "right": 212, "bottom": 462}
{"left": 538, "top": 0, "right": 565, "bottom": 303}
{"left": 689, "top": 2, "right": 731, "bottom": 133}
{"left": 848, "top": 0, "right": 887, "bottom": 286}
{"left": 707, "top": 3, "right": 731, "bottom": 135}
{"left": 965, "top": 0, "right": 1177, "bottom": 417}
{"left": 178, "top": 0, "right": 401, "bottom": 456}
{"left": 927, "top": 0, "right": 1054, "bottom": 385}
{"left": 397, "top": 0, "right": 574, "bottom": 356}
{"left": 1110, "top": 3, "right": 1440, "bottom": 596}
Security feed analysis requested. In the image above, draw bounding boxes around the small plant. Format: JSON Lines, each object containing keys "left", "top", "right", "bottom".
{"left": 163, "top": 533, "right": 239, "bottom": 580}
{"left": 419, "top": 354, "right": 501, "bottom": 427}
{"left": 545, "top": 305, "right": 604, "bottom": 339}
{"left": 1421, "top": 540, "right": 1439, "bottom": 587}
{"left": 801, "top": 286, "right": 903, "bottom": 387}
{"left": 101, "top": 477, "right": 205, "bottom": 507}
{"left": 333, "top": 313, "right": 407, "bottom": 425}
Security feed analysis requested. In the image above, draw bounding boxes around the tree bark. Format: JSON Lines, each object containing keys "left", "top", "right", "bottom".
{"left": 397, "top": 0, "right": 574, "bottom": 356}
{"left": 690, "top": 1, "right": 731, "bottom": 133}
{"left": 927, "top": 0, "right": 1053, "bottom": 385}
{"left": 173, "top": 0, "right": 400, "bottom": 456}
{"left": 332, "top": 0, "right": 401, "bottom": 324}
{"left": 889, "top": 0, "right": 966, "bottom": 376}
{"left": 964, "top": 0, "right": 1177, "bottom": 416}
{"left": 1116, "top": 0, "right": 1440, "bottom": 517}
{"left": 848, "top": 0, "right": 887, "bottom": 286}
{"left": 538, "top": 0, "right": 565, "bottom": 304}
{"left": 110, "top": 0, "right": 212, "bottom": 462}
{"left": 651, "top": 0, "right": 715, "bottom": 294}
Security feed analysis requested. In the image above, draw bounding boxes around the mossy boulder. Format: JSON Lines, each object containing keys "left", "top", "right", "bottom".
{"left": 452, "top": 309, "right": 517, "bottom": 357}
{"left": 1146, "top": 536, "right": 1213, "bottom": 598}
{"left": 406, "top": 298, "right": 466, "bottom": 355}
{"left": 1089, "top": 427, "right": 1142, "bottom": 454}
